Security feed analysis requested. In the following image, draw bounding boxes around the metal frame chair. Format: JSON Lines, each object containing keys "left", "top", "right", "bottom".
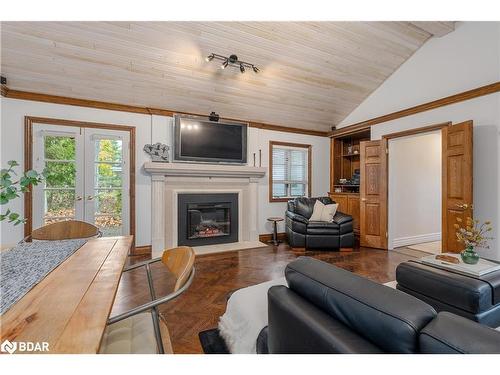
{"left": 105, "top": 248, "right": 195, "bottom": 354}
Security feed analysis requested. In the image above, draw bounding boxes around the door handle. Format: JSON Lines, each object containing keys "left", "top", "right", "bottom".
{"left": 455, "top": 203, "right": 469, "bottom": 209}
{"left": 86, "top": 195, "right": 95, "bottom": 201}
{"left": 75, "top": 196, "right": 83, "bottom": 201}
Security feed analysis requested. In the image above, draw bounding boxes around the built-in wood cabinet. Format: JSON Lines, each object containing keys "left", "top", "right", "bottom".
{"left": 329, "top": 192, "right": 360, "bottom": 234}
{"left": 329, "top": 129, "right": 370, "bottom": 236}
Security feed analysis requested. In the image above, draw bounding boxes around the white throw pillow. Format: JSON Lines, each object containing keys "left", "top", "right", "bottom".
{"left": 309, "top": 200, "right": 338, "bottom": 222}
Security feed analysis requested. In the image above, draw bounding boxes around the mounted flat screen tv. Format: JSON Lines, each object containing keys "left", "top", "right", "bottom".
{"left": 174, "top": 115, "right": 248, "bottom": 164}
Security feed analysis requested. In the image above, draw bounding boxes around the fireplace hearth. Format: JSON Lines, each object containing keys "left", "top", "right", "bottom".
{"left": 178, "top": 193, "right": 239, "bottom": 246}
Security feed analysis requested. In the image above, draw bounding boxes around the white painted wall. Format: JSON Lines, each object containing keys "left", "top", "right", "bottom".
{"left": 0, "top": 97, "right": 330, "bottom": 246}
{"left": 338, "top": 21, "right": 500, "bottom": 260}
{"left": 388, "top": 131, "right": 442, "bottom": 249}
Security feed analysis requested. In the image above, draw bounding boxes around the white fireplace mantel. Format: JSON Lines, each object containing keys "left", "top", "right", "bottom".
{"left": 143, "top": 162, "right": 266, "bottom": 256}
{"left": 143, "top": 162, "right": 266, "bottom": 179}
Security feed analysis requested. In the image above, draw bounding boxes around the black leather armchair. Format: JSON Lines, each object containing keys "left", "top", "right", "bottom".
{"left": 258, "top": 257, "right": 500, "bottom": 354}
{"left": 285, "top": 197, "right": 354, "bottom": 249}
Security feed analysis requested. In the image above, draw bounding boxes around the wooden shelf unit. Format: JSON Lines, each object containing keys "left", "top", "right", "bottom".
{"left": 329, "top": 129, "right": 370, "bottom": 234}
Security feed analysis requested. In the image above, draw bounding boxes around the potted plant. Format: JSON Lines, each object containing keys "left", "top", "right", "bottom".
{"left": 1, "top": 160, "right": 45, "bottom": 225}
{"left": 454, "top": 216, "right": 494, "bottom": 264}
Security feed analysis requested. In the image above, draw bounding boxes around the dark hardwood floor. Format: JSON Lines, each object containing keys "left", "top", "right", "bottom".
{"left": 110, "top": 243, "right": 423, "bottom": 354}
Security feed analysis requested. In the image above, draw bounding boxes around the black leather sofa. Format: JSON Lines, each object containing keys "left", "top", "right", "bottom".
{"left": 257, "top": 257, "right": 500, "bottom": 354}
{"left": 285, "top": 197, "right": 354, "bottom": 249}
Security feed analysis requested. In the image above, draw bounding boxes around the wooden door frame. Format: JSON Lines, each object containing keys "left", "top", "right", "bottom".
{"left": 24, "top": 116, "right": 136, "bottom": 246}
{"left": 382, "top": 121, "right": 451, "bottom": 250}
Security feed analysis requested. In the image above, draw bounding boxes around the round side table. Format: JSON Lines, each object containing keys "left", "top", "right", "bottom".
{"left": 267, "top": 217, "right": 284, "bottom": 246}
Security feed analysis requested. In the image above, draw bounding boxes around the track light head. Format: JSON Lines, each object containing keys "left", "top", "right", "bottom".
{"left": 252, "top": 66, "right": 259, "bottom": 73}
{"left": 240, "top": 64, "right": 245, "bottom": 73}
{"left": 221, "top": 60, "right": 229, "bottom": 69}
{"left": 205, "top": 54, "right": 214, "bottom": 62}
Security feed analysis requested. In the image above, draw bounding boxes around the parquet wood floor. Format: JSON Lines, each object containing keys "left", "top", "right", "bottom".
{"left": 110, "top": 243, "right": 420, "bottom": 354}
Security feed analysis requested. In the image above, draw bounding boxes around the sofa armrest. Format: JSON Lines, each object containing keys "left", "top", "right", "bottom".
{"left": 287, "top": 200, "right": 296, "bottom": 213}
{"left": 332, "top": 211, "right": 353, "bottom": 225}
{"left": 285, "top": 210, "right": 309, "bottom": 224}
{"left": 420, "top": 312, "right": 500, "bottom": 354}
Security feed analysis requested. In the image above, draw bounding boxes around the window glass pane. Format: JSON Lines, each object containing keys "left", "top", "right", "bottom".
{"left": 95, "top": 189, "right": 122, "bottom": 216}
{"left": 95, "top": 139, "right": 122, "bottom": 162}
{"left": 95, "top": 163, "right": 123, "bottom": 188}
{"left": 44, "top": 136, "right": 76, "bottom": 160}
{"left": 44, "top": 190, "right": 75, "bottom": 224}
{"left": 95, "top": 215, "right": 122, "bottom": 236}
{"left": 272, "top": 183, "right": 287, "bottom": 198}
{"left": 45, "top": 161, "right": 76, "bottom": 188}
{"left": 290, "top": 183, "right": 305, "bottom": 197}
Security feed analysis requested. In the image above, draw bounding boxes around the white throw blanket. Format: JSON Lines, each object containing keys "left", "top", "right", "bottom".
{"left": 218, "top": 277, "right": 287, "bottom": 354}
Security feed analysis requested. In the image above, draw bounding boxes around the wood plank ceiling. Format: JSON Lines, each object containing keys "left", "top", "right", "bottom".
{"left": 0, "top": 22, "right": 454, "bottom": 132}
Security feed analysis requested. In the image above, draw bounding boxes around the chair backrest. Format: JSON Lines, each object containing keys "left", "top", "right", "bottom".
{"left": 161, "top": 246, "right": 195, "bottom": 291}
{"left": 31, "top": 220, "right": 101, "bottom": 241}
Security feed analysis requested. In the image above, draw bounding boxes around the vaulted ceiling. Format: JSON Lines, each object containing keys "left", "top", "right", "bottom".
{"left": 0, "top": 22, "right": 454, "bottom": 132}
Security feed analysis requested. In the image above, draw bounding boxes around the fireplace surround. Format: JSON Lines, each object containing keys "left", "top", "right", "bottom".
{"left": 144, "top": 162, "right": 266, "bottom": 257}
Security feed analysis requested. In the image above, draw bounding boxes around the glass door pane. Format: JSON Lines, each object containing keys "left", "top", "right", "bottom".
{"left": 43, "top": 136, "right": 77, "bottom": 225}
{"left": 32, "top": 125, "right": 85, "bottom": 230}
{"left": 84, "top": 130, "right": 130, "bottom": 237}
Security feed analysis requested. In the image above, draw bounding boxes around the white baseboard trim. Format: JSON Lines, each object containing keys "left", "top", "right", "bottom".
{"left": 392, "top": 232, "right": 441, "bottom": 249}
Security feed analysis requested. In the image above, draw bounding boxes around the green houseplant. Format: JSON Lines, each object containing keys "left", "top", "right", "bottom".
{"left": 0, "top": 160, "right": 45, "bottom": 225}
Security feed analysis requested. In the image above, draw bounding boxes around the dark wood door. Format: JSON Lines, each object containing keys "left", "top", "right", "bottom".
{"left": 360, "top": 140, "right": 387, "bottom": 249}
{"left": 442, "top": 121, "right": 473, "bottom": 253}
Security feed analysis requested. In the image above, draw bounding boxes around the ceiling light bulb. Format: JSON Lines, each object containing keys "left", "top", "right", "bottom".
{"left": 252, "top": 66, "right": 259, "bottom": 73}
{"left": 205, "top": 54, "right": 214, "bottom": 62}
{"left": 221, "top": 60, "right": 229, "bottom": 69}
{"left": 240, "top": 64, "right": 245, "bottom": 73}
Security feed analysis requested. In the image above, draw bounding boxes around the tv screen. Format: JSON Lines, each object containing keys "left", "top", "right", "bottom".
{"left": 174, "top": 116, "right": 247, "bottom": 164}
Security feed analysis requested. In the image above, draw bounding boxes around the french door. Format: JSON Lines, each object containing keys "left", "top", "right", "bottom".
{"left": 32, "top": 124, "right": 130, "bottom": 237}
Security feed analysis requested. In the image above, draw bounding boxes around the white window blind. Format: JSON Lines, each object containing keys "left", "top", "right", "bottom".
{"left": 272, "top": 144, "right": 309, "bottom": 199}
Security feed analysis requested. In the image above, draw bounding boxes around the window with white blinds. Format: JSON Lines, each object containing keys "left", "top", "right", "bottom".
{"left": 270, "top": 142, "right": 311, "bottom": 201}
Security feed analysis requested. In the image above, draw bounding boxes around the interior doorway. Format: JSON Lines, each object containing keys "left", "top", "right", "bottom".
{"left": 387, "top": 130, "right": 442, "bottom": 253}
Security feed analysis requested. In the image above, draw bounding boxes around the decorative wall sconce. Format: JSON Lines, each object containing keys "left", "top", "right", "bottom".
{"left": 206, "top": 53, "right": 259, "bottom": 74}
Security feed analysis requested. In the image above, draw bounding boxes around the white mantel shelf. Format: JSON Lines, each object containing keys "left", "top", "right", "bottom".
{"left": 143, "top": 162, "right": 266, "bottom": 179}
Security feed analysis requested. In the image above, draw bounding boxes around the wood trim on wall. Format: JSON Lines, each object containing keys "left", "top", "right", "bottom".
{"left": 24, "top": 116, "right": 136, "bottom": 248}
{"left": 132, "top": 245, "right": 152, "bottom": 256}
{"left": 381, "top": 122, "right": 451, "bottom": 140}
{"left": 269, "top": 141, "right": 312, "bottom": 203}
{"left": 329, "top": 81, "right": 500, "bottom": 137}
{"left": 258, "top": 232, "right": 287, "bottom": 243}
{"left": 3, "top": 89, "right": 329, "bottom": 137}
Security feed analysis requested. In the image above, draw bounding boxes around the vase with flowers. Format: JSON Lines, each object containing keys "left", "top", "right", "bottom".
{"left": 454, "top": 217, "right": 493, "bottom": 265}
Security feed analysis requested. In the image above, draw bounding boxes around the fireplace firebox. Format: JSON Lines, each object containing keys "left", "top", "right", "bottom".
{"left": 178, "top": 193, "right": 238, "bottom": 246}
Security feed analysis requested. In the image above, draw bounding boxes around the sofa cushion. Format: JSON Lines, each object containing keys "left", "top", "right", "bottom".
{"left": 293, "top": 197, "right": 333, "bottom": 219}
{"left": 285, "top": 257, "right": 437, "bottom": 353}
{"left": 419, "top": 312, "right": 500, "bottom": 354}
{"left": 306, "top": 221, "right": 340, "bottom": 235}
{"left": 309, "top": 200, "right": 338, "bottom": 222}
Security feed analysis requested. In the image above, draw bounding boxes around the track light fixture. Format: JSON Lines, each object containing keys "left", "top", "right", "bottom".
{"left": 205, "top": 53, "right": 259, "bottom": 74}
